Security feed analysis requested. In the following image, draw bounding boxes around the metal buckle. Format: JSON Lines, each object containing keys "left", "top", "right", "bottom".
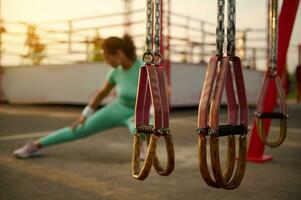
{"left": 142, "top": 51, "right": 154, "bottom": 64}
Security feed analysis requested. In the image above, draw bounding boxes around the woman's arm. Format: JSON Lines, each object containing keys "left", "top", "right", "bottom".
{"left": 70, "top": 81, "right": 114, "bottom": 130}
{"left": 88, "top": 80, "right": 115, "bottom": 110}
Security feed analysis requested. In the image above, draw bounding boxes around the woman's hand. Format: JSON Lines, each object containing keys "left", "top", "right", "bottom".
{"left": 70, "top": 115, "right": 86, "bottom": 131}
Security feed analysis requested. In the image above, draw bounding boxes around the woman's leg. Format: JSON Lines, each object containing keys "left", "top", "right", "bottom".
{"left": 39, "top": 102, "right": 133, "bottom": 147}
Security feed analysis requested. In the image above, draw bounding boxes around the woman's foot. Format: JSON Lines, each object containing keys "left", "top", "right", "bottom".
{"left": 13, "top": 141, "right": 42, "bottom": 159}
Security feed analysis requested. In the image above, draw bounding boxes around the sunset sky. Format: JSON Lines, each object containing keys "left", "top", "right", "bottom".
{"left": 1, "top": 0, "right": 301, "bottom": 71}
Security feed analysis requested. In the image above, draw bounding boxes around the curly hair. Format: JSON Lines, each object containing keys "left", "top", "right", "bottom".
{"left": 101, "top": 34, "right": 137, "bottom": 62}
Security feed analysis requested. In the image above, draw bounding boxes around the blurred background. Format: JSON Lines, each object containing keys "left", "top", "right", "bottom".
{"left": 0, "top": 0, "right": 300, "bottom": 105}
{"left": 0, "top": 0, "right": 299, "bottom": 70}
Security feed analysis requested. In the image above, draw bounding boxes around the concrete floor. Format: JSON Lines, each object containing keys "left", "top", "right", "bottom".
{"left": 0, "top": 104, "right": 300, "bottom": 200}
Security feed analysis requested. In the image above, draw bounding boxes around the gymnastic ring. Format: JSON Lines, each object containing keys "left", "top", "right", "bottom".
{"left": 152, "top": 133, "right": 175, "bottom": 176}
{"left": 256, "top": 117, "right": 287, "bottom": 148}
{"left": 210, "top": 134, "right": 247, "bottom": 190}
{"left": 198, "top": 134, "right": 221, "bottom": 188}
{"left": 255, "top": 75, "right": 288, "bottom": 148}
{"left": 132, "top": 133, "right": 158, "bottom": 180}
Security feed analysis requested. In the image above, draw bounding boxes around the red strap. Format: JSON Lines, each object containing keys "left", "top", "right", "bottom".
{"left": 136, "top": 64, "right": 170, "bottom": 132}
{"left": 147, "top": 64, "right": 163, "bottom": 129}
{"left": 157, "top": 66, "right": 169, "bottom": 127}
{"left": 224, "top": 59, "right": 238, "bottom": 125}
{"left": 210, "top": 56, "right": 248, "bottom": 130}
{"left": 231, "top": 57, "right": 248, "bottom": 126}
{"left": 209, "top": 57, "right": 230, "bottom": 130}
{"left": 135, "top": 65, "right": 151, "bottom": 127}
{"left": 197, "top": 56, "right": 220, "bottom": 130}
{"left": 198, "top": 56, "right": 248, "bottom": 135}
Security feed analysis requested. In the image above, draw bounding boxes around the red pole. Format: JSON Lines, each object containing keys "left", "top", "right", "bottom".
{"left": 247, "top": 0, "right": 300, "bottom": 162}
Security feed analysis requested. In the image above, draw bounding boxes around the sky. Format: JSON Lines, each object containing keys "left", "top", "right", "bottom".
{"left": 1, "top": 0, "right": 301, "bottom": 72}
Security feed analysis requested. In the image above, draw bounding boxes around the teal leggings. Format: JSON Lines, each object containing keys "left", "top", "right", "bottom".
{"left": 39, "top": 101, "right": 136, "bottom": 147}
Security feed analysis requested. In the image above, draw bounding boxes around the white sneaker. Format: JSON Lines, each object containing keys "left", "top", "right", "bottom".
{"left": 13, "top": 141, "right": 42, "bottom": 159}
{"left": 140, "top": 140, "right": 147, "bottom": 161}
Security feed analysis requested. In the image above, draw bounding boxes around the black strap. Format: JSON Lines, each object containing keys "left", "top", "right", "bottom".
{"left": 207, "top": 124, "right": 248, "bottom": 137}
{"left": 255, "top": 112, "right": 288, "bottom": 119}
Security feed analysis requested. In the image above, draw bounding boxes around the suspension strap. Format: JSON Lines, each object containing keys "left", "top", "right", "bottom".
{"left": 197, "top": 0, "right": 227, "bottom": 188}
{"left": 132, "top": 0, "right": 174, "bottom": 180}
{"left": 197, "top": 0, "right": 248, "bottom": 190}
{"left": 210, "top": 0, "right": 248, "bottom": 190}
{"left": 255, "top": 0, "right": 288, "bottom": 148}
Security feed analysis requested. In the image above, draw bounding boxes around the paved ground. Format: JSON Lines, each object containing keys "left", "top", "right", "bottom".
{"left": 0, "top": 103, "right": 300, "bottom": 200}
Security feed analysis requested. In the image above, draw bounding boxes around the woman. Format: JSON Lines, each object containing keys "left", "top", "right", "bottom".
{"left": 13, "top": 34, "right": 147, "bottom": 159}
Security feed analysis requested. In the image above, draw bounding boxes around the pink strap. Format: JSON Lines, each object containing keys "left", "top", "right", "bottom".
{"left": 225, "top": 59, "right": 238, "bottom": 125}
{"left": 209, "top": 56, "right": 248, "bottom": 132}
{"left": 209, "top": 57, "right": 231, "bottom": 130}
{"left": 197, "top": 56, "right": 220, "bottom": 130}
{"left": 135, "top": 65, "right": 151, "bottom": 127}
{"left": 157, "top": 67, "right": 169, "bottom": 128}
{"left": 231, "top": 57, "right": 248, "bottom": 126}
{"left": 136, "top": 64, "right": 170, "bottom": 134}
{"left": 147, "top": 65, "right": 163, "bottom": 129}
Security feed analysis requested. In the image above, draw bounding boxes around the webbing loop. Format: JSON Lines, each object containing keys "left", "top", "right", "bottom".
{"left": 197, "top": 0, "right": 248, "bottom": 190}
{"left": 255, "top": 0, "right": 288, "bottom": 148}
{"left": 132, "top": 0, "right": 174, "bottom": 180}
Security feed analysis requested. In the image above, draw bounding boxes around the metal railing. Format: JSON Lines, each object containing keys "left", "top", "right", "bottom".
{"left": 0, "top": 8, "right": 267, "bottom": 69}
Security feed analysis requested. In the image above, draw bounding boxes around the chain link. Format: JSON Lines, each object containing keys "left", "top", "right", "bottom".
{"left": 269, "top": 0, "right": 278, "bottom": 73}
{"left": 144, "top": 0, "right": 162, "bottom": 65}
{"left": 216, "top": 0, "right": 225, "bottom": 56}
{"left": 227, "top": 0, "right": 236, "bottom": 56}
{"left": 145, "top": 0, "right": 153, "bottom": 53}
{"left": 154, "top": 0, "right": 161, "bottom": 54}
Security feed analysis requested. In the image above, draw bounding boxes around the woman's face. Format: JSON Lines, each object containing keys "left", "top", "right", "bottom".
{"left": 103, "top": 50, "right": 122, "bottom": 68}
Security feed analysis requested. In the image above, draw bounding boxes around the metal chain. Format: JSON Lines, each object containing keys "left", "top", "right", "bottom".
{"left": 154, "top": 0, "right": 161, "bottom": 54}
{"left": 143, "top": 0, "right": 154, "bottom": 64}
{"left": 269, "top": 0, "right": 278, "bottom": 74}
{"left": 143, "top": 0, "right": 162, "bottom": 64}
{"left": 216, "top": 0, "right": 225, "bottom": 56}
{"left": 153, "top": 0, "right": 162, "bottom": 65}
{"left": 227, "top": 0, "right": 236, "bottom": 56}
{"left": 146, "top": 0, "right": 153, "bottom": 52}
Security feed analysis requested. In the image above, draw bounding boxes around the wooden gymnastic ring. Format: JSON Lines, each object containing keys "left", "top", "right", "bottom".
{"left": 210, "top": 135, "right": 247, "bottom": 190}
{"left": 198, "top": 135, "right": 221, "bottom": 188}
{"left": 256, "top": 118, "right": 287, "bottom": 148}
{"left": 132, "top": 133, "right": 158, "bottom": 180}
{"left": 152, "top": 134, "right": 175, "bottom": 176}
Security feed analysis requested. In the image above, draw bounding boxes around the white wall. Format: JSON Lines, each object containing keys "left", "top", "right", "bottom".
{"left": 1, "top": 62, "right": 264, "bottom": 106}
{"left": 1, "top": 63, "right": 115, "bottom": 105}
{"left": 171, "top": 62, "right": 264, "bottom": 106}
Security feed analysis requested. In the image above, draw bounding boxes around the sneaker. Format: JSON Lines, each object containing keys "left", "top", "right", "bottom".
{"left": 140, "top": 140, "right": 147, "bottom": 161}
{"left": 13, "top": 141, "right": 42, "bottom": 159}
